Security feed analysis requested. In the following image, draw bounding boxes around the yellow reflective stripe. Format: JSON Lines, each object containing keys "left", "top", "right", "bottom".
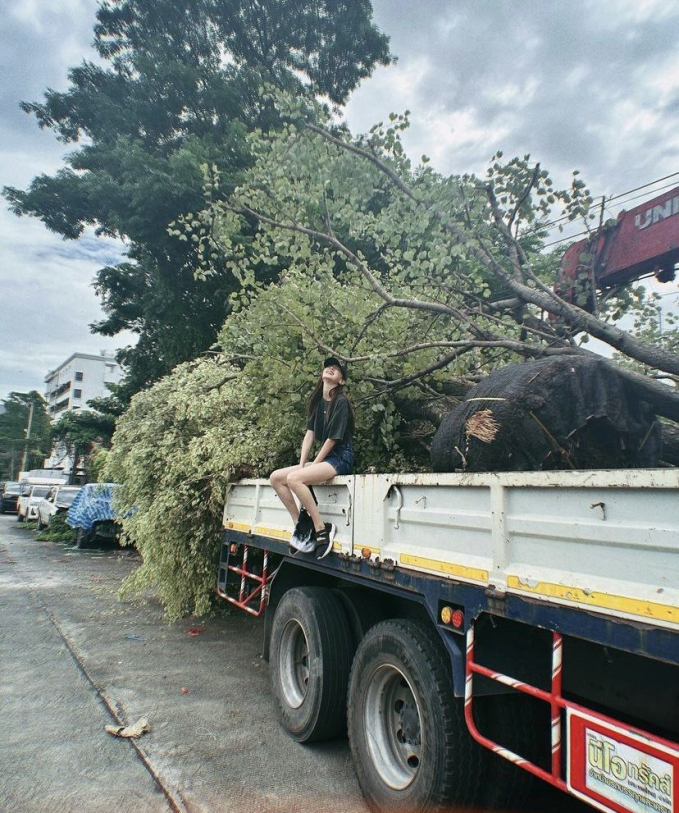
{"left": 253, "top": 525, "right": 292, "bottom": 541}
{"left": 506, "top": 575, "right": 678, "bottom": 625}
{"left": 399, "top": 553, "right": 488, "bottom": 583}
{"left": 224, "top": 521, "right": 251, "bottom": 532}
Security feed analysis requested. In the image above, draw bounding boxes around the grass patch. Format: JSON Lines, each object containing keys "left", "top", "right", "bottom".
{"left": 35, "top": 513, "right": 75, "bottom": 544}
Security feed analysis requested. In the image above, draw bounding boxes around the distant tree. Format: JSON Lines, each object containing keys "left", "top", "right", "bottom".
{"left": 50, "top": 407, "right": 118, "bottom": 482}
{"left": 4, "top": 0, "right": 392, "bottom": 401}
{"left": 51, "top": 408, "right": 117, "bottom": 450}
{"left": 0, "top": 392, "right": 52, "bottom": 479}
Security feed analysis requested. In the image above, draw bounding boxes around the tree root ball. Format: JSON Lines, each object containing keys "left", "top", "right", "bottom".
{"left": 431, "top": 356, "right": 661, "bottom": 472}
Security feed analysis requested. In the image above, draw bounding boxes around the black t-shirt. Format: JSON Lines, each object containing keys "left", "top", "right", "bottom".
{"left": 306, "top": 394, "right": 352, "bottom": 445}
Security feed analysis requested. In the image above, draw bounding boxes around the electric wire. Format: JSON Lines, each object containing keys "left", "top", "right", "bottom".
{"left": 523, "top": 170, "right": 679, "bottom": 245}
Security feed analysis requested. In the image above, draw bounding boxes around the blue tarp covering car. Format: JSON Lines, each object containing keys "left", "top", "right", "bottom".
{"left": 67, "top": 484, "right": 121, "bottom": 547}
{"left": 67, "top": 483, "right": 118, "bottom": 529}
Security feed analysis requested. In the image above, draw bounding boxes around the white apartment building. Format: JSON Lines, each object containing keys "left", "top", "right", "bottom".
{"left": 44, "top": 351, "right": 123, "bottom": 419}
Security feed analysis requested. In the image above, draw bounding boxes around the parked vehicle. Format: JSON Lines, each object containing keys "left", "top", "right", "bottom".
{"left": 66, "top": 483, "right": 120, "bottom": 548}
{"left": 19, "top": 469, "right": 69, "bottom": 481}
{"left": 0, "top": 482, "right": 21, "bottom": 514}
{"left": 219, "top": 470, "right": 679, "bottom": 813}
{"left": 16, "top": 484, "right": 54, "bottom": 522}
{"left": 558, "top": 183, "right": 679, "bottom": 308}
{"left": 36, "top": 485, "right": 82, "bottom": 530}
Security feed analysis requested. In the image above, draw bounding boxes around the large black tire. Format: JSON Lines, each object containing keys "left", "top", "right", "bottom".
{"left": 16, "top": 511, "right": 24, "bottom": 523}
{"left": 269, "top": 586, "right": 354, "bottom": 743}
{"left": 348, "top": 619, "right": 485, "bottom": 813}
{"left": 36, "top": 516, "right": 45, "bottom": 531}
{"left": 331, "top": 587, "right": 387, "bottom": 649}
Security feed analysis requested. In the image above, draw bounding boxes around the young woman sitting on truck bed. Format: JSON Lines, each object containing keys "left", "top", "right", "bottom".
{"left": 269, "top": 357, "right": 354, "bottom": 558}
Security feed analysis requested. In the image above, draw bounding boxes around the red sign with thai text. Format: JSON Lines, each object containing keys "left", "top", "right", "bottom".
{"left": 567, "top": 708, "right": 679, "bottom": 813}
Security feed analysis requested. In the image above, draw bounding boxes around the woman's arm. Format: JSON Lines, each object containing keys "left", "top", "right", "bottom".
{"left": 299, "top": 429, "right": 315, "bottom": 466}
{"left": 314, "top": 437, "right": 337, "bottom": 464}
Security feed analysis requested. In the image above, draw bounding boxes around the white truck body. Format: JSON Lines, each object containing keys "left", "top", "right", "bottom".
{"left": 223, "top": 468, "right": 679, "bottom": 633}
{"left": 221, "top": 468, "right": 679, "bottom": 813}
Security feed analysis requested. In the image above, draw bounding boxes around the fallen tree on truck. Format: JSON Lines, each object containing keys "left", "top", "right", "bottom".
{"left": 193, "top": 90, "right": 679, "bottom": 424}
{"left": 106, "top": 90, "right": 678, "bottom": 617}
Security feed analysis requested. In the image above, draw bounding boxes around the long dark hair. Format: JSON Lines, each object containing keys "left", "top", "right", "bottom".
{"left": 306, "top": 379, "right": 355, "bottom": 434}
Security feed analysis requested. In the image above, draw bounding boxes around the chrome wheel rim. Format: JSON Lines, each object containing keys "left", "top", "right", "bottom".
{"left": 279, "top": 619, "right": 309, "bottom": 709}
{"left": 364, "top": 664, "right": 422, "bottom": 790}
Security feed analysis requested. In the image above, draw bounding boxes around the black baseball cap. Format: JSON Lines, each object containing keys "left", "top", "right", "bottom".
{"left": 323, "top": 357, "right": 348, "bottom": 379}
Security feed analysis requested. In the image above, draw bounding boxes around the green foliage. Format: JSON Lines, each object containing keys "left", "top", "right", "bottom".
{"left": 105, "top": 95, "right": 601, "bottom": 617}
{"left": 4, "top": 0, "right": 392, "bottom": 401}
{"left": 51, "top": 407, "right": 118, "bottom": 483}
{"left": 107, "top": 91, "right": 678, "bottom": 619}
{"left": 105, "top": 357, "right": 294, "bottom": 619}
{"left": 36, "top": 512, "right": 74, "bottom": 544}
{"left": 601, "top": 286, "right": 679, "bottom": 375}
{"left": 88, "top": 447, "right": 110, "bottom": 483}
{"left": 0, "top": 392, "right": 52, "bottom": 480}
{"left": 199, "top": 92, "right": 582, "bottom": 382}
{"left": 51, "top": 409, "right": 117, "bottom": 449}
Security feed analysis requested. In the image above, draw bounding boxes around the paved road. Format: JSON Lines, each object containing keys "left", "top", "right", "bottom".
{"left": 0, "top": 515, "right": 588, "bottom": 813}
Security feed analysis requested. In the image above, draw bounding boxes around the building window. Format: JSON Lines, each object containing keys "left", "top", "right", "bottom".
{"left": 75, "top": 371, "right": 84, "bottom": 381}
{"left": 73, "top": 389, "right": 82, "bottom": 399}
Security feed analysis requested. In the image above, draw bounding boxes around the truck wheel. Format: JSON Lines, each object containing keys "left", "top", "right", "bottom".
{"left": 36, "top": 517, "right": 44, "bottom": 531}
{"left": 270, "top": 587, "right": 354, "bottom": 743}
{"left": 331, "top": 587, "right": 386, "bottom": 648}
{"left": 348, "top": 619, "right": 485, "bottom": 813}
{"left": 17, "top": 512, "right": 24, "bottom": 523}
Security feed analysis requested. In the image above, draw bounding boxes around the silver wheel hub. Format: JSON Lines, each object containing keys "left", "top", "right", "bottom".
{"left": 364, "top": 664, "right": 422, "bottom": 790}
{"left": 279, "top": 618, "right": 309, "bottom": 709}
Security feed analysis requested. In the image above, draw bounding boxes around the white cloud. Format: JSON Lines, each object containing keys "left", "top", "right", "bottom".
{"left": 0, "top": 204, "right": 136, "bottom": 397}
{"left": 2, "top": 0, "right": 679, "bottom": 403}
{"left": 349, "top": 0, "right": 679, "bottom": 192}
{"left": 0, "top": 0, "right": 136, "bottom": 401}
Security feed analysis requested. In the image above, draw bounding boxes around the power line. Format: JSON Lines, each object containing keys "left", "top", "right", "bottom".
{"left": 523, "top": 170, "right": 679, "bottom": 240}
{"left": 537, "top": 176, "right": 679, "bottom": 250}
{"left": 602, "top": 180, "right": 679, "bottom": 218}
{"left": 607, "top": 171, "right": 679, "bottom": 206}
{"left": 542, "top": 229, "right": 590, "bottom": 249}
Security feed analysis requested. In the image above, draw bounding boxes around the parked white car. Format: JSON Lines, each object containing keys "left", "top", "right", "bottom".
{"left": 36, "top": 485, "right": 82, "bottom": 530}
{"left": 17, "top": 484, "right": 53, "bottom": 522}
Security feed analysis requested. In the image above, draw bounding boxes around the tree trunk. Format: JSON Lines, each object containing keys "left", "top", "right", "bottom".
{"left": 660, "top": 423, "right": 679, "bottom": 467}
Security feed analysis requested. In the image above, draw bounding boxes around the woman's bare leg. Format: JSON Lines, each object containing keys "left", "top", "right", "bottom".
{"left": 269, "top": 464, "right": 304, "bottom": 523}
{"left": 286, "top": 462, "right": 337, "bottom": 531}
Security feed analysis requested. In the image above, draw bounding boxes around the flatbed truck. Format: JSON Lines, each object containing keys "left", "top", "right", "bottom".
{"left": 218, "top": 469, "right": 679, "bottom": 813}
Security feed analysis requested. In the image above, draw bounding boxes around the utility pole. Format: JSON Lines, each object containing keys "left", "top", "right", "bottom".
{"left": 19, "top": 398, "right": 35, "bottom": 476}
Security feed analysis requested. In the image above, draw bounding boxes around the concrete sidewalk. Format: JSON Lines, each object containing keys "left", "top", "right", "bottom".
{"left": 0, "top": 516, "right": 366, "bottom": 813}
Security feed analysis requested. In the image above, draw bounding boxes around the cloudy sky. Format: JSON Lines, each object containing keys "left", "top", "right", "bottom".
{"left": 1, "top": 0, "right": 678, "bottom": 401}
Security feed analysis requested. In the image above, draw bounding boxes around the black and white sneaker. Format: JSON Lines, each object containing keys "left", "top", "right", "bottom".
{"left": 290, "top": 509, "right": 313, "bottom": 551}
{"left": 314, "top": 522, "right": 336, "bottom": 559}
{"left": 295, "top": 535, "right": 317, "bottom": 554}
